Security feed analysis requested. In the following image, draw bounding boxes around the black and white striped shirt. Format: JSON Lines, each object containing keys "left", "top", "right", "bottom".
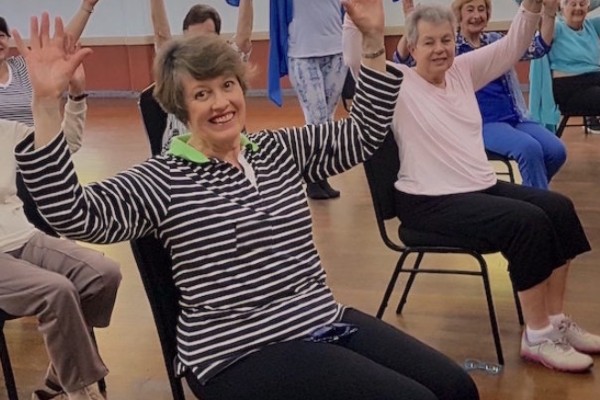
{"left": 0, "top": 56, "right": 33, "bottom": 125}
{"left": 16, "top": 65, "right": 403, "bottom": 383}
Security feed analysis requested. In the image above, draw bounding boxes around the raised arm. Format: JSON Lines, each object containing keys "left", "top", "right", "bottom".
{"left": 342, "top": 0, "right": 387, "bottom": 78}
{"left": 13, "top": 14, "right": 91, "bottom": 150}
{"left": 395, "top": 0, "right": 414, "bottom": 63}
{"left": 456, "top": 0, "right": 543, "bottom": 91}
{"left": 233, "top": 0, "right": 253, "bottom": 55}
{"left": 280, "top": 0, "right": 399, "bottom": 182}
{"left": 539, "top": 1, "right": 558, "bottom": 48}
{"left": 150, "top": 0, "right": 173, "bottom": 51}
{"left": 65, "top": 0, "right": 99, "bottom": 42}
{"left": 62, "top": 62, "right": 88, "bottom": 153}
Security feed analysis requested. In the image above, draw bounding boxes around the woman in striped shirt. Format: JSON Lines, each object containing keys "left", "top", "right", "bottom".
{"left": 15, "top": 2, "right": 479, "bottom": 399}
{"left": 0, "top": 0, "right": 99, "bottom": 124}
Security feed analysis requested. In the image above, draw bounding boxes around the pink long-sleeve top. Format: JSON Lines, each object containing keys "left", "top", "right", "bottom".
{"left": 343, "top": 6, "right": 540, "bottom": 195}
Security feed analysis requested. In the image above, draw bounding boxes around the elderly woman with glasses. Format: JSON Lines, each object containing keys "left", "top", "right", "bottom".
{"left": 344, "top": 0, "right": 600, "bottom": 373}
{"left": 395, "top": 0, "right": 566, "bottom": 190}
{"left": 13, "top": 1, "right": 480, "bottom": 399}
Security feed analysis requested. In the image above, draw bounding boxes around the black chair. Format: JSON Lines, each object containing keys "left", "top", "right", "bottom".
{"left": 555, "top": 113, "right": 592, "bottom": 138}
{"left": 363, "top": 133, "right": 523, "bottom": 365}
{"left": 138, "top": 83, "right": 168, "bottom": 156}
{"left": 16, "top": 173, "right": 58, "bottom": 237}
{"left": 0, "top": 310, "right": 18, "bottom": 400}
{"left": 340, "top": 71, "right": 356, "bottom": 113}
{"left": 130, "top": 236, "right": 186, "bottom": 400}
{"left": 485, "top": 150, "right": 516, "bottom": 184}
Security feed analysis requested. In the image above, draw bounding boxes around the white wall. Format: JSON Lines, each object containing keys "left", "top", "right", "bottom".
{"left": 2, "top": 0, "right": 520, "bottom": 40}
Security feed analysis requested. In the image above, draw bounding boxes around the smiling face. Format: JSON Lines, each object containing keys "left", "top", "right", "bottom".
{"left": 562, "top": 0, "right": 590, "bottom": 30}
{"left": 182, "top": 73, "right": 246, "bottom": 153}
{"left": 458, "top": 0, "right": 489, "bottom": 37}
{"left": 409, "top": 20, "right": 456, "bottom": 85}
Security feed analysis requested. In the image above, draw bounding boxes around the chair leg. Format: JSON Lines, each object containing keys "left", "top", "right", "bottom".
{"left": 512, "top": 286, "right": 524, "bottom": 326}
{"left": 90, "top": 330, "right": 107, "bottom": 394}
{"left": 475, "top": 254, "right": 504, "bottom": 365}
{"left": 395, "top": 252, "right": 424, "bottom": 315}
{"left": 0, "top": 327, "right": 19, "bottom": 400}
{"left": 555, "top": 116, "right": 569, "bottom": 138}
{"left": 376, "top": 252, "right": 411, "bottom": 319}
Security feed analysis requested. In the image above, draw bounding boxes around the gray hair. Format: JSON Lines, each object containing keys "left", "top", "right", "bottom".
{"left": 560, "top": 0, "right": 590, "bottom": 7}
{"left": 405, "top": 4, "right": 456, "bottom": 48}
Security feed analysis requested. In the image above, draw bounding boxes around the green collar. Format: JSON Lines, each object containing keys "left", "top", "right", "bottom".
{"left": 167, "top": 133, "right": 259, "bottom": 164}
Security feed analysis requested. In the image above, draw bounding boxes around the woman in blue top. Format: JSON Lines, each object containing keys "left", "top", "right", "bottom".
{"left": 549, "top": 0, "right": 600, "bottom": 119}
{"left": 396, "top": 0, "right": 566, "bottom": 190}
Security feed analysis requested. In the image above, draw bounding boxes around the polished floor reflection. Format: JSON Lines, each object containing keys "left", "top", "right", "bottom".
{"left": 2, "top": 97, "right": 600, "bottom": 399}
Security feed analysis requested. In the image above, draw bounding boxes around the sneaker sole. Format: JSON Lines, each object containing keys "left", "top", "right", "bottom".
{"left": 520, "top": 352, "right": 593, "bottom": 373}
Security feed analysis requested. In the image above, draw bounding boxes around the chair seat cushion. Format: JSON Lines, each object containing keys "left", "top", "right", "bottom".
{"left": 399, "top": 226, "right": 498, "bottom": 254}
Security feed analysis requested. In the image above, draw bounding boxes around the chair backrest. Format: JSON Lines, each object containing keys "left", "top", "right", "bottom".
{"left": 129, "top": 236, "right": 186, "bottom": 400}
{"left": 340, "top": 71, "right": 356, "bottom": 112}
{"left": 138, "top": 84, "right": 168, "bottom": 156}
{"left": 16, "top": 172, "right": 58, "bottom": 237}
{"left": 363, "top": 132, "right": 399, "bottom": 223}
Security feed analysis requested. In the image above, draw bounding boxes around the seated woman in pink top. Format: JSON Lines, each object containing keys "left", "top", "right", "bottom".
{"left": 344, "top": 0, "right": 600, "bottom": 373}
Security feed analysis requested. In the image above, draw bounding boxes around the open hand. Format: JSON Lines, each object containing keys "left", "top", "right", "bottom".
{"left": 12, "top": 13, "right": 92, "bottom": 100}
{"left": 342, "top": 0, "right": 384, "bottom": 39}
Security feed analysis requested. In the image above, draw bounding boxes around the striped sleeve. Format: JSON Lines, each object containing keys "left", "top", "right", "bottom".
{"left": 273, "top": 64, "right": 402, "bottom": 183}
{"left": 15, "top": 132, "right": 170, "bottom": 243}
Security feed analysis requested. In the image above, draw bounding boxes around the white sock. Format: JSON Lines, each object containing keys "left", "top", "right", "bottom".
{"left": 526, "top": 323, "right": 555, "bottom": 343}
{"left": 549, "top": 313, "right": 567, "bottom": 326}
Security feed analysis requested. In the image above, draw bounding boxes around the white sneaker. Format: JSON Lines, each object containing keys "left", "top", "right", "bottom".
{"left": 66, "top": 384, "right": 104, "bottom": 400}
{"left": 520, "top": 330, "right": 593, "bottom": 372}
{"left": 557, "top": 317, "right": 600, "bottom": 354}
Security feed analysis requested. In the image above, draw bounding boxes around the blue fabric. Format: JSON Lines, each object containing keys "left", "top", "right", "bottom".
{"left": 268, "top": 0, "right": 294, "bottom": 106}
{"left": 226, "top": 0, "right": 239, "bottom": 6}
{"left": 529, "top": 55, "right": 560, "bottom": 132}
{"left": 483, "top": 120, "right": 566, "bottom": 189}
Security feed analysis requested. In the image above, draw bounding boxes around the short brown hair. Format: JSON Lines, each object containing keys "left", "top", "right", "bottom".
{"left": 0, "top": 16, "right": 10, "bottom": 37}
{"left": 153, "top": 35, "right": 248, "bottom": 125}
{"left": 182, "top": 4, "right": 221, "bottom": 34}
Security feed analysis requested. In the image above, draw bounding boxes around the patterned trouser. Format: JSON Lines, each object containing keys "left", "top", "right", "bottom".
{"left": 288, "top": 53, "right": 348, "bottom": 125}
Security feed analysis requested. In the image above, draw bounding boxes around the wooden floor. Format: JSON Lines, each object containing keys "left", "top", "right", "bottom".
{"left": 2, "top": 97, "right": 600, "bottom": 400}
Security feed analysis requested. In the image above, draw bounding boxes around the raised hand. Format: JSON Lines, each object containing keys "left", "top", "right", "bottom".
{"left": 12, "top": 13, "right": 92, "bottom": 101}
{"left": 543, "top": 0, "right": 560, "bottom": 13}
{"left": 402, "top": 0, "right": 415, "bottom": 15}
{"left": 342, "top": 0, "right": 384, "bottom": 39}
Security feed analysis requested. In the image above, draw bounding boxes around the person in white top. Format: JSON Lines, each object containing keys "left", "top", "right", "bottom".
{"left": 149, "top": 0, "right": 253, "bottom": 153}
{"left": 0, "top": 51, "right": 121, "bottom": 400}
{"left": 287, "top": 0, "right": 348, "bottom": 200}
{"left": 344, "top": 0, "right": 600, "bottom": 373}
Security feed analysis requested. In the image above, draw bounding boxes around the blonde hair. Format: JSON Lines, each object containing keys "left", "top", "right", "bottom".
{"left": 450, "top": 0, "right": 492, "bottom": 24}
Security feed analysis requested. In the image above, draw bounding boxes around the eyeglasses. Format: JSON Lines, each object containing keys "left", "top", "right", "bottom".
{"left": 463, "top": 358, "right": 503, "bottom": 374}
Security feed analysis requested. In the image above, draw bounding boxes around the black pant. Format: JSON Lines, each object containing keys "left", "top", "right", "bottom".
{"left": 395, "top": 181, "right": 591, "bottom": 291}
{"left": 552, "top": 72, "right": 600, "bottom": 115}
{"left": 186, "top": 309, "right": 479, "bottom": 400}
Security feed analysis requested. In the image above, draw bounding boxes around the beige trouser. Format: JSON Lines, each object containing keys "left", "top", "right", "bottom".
{"left": 0, "top": 231, "right": 121, "bottom": 392}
